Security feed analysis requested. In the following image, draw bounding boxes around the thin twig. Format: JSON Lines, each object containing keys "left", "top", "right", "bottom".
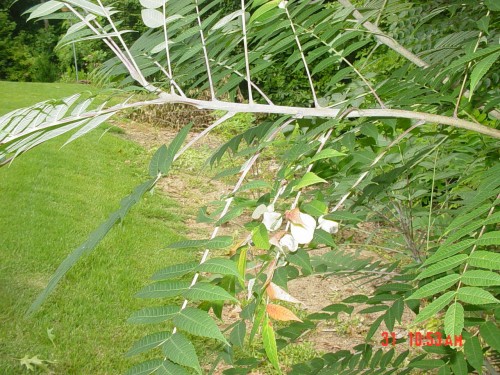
{"left": 162, "top": 1, "right": 174, "bottom": 94}
{"left": 240, "top": 0, "right": 253, "bottom": 104}
{"left": 194, "top": 0, "right": 216, "bottom": 100}
{"left": 283, "top": 3, "right": 320, "bottom": 107}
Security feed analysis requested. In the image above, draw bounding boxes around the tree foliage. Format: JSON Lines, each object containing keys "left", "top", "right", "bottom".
{"left": 1, "top": 0, "right": 499, "bottom": 373}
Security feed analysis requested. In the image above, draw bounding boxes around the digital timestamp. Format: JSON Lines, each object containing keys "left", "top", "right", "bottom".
{"left": 382, "top": 332, "right": 463, "bottom": 347}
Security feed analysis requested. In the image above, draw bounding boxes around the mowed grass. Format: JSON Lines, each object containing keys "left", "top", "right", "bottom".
{"left": 0, "top": 82, "right": 192, "bottom": 373}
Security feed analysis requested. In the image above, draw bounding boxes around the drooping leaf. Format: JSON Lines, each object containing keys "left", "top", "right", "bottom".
{"left": 450, "top": 352, "right": 468, "bottom": 375}
{"left": 229, "top": 320, "right": 246, "bottom": 347}
{"left": 414, "top": 291, "right": 456, "bottom": 324}
{"left": 266, "top": 303, "right": 302, "bottom": 322}
{"left": 480, "top": 321, "right": 500, "bottom": 351}
{"left": 469, "top": 52, "right": 500, "bottom": 98}
{"left": 135, "top": 281, "right": 190, "bottom": 299}
{"left": 406, "top": 274, "right": 460, "bottom": 300}
{"left": 128, "top": 306, "right": 180, "bottom": 324}
{"left": 287, "top": 249, "right": 312, "bottom": 276}
{"left": 149, "top": 145, "right": 168, "bottom": 177}
{"left": 252, "top": 223, "right": 270, "bottom": 250}
{"left": 124, "top": 359, "right": 163, "bottom": 375}
{"left": 293, "top": 172, "right": 328, "bottom": 191}
{"left": 142, "top": 8, "right": 165, "bottom": 28}
{"left": 475, "top": 231, "right": 500, "bottom": 246}
{"left": 196, "top": 258, "right": 242, "bottom": 280}
{"left": 262, "top": 316, "right": 281, "bottom": 373}
{"left": 166, "top": 236, "right": 233, "bottom": 249}
{"left": 163, "top": 332, "right": 201, "bottom": 374}
{"left": 183, "top": 282, "right": 238, "bottom": 302}
{"left": 467, "top": 251, "right": 500, "bottom": 270}
{"left": 456, "top": 287, "right": 500, "bottom": 305}
{"left": 125, "top": 331, "right": 171, "bottom": 357}
{"left": 464, "top": 335, "right": 483, "bottom": 374}
{"left": 27, "top": 1, "right": 64, "bottom": 20}
{"left": 424, "top": 239, "right": 475, "bottom": 266}
{"left": 444, "top": 302, "right": 464, "bottom": 338}
{"left": 309, "top": 149, "right": 346, "bottom": 163}
{"left": 417, "top": 254, "right": 468, "bottom": 280}
{"left": 151, "top": 262, "right": 198, "bottom": 280}
{"left": 173, "top": 307, "right": 228, "bottom": 344}
{"left": 266, "top": 282, "right": 302, "bottom": 304}
{"left": 323, "top": 211, "right": 363, "bottom": 223}
{"left": 461, "top": 270, "right": 500, "bottom": 286}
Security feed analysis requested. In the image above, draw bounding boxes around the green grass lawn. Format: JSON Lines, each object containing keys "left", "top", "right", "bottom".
{"left": 0, "top": 82, "right": 191, "bottom": 374}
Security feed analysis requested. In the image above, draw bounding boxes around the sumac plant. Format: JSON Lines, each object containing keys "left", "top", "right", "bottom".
{"left": 1, "top": 0, "right": 499, "bottom": 374}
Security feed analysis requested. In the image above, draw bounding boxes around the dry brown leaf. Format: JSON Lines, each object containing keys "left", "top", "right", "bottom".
{"left": 266, "top": 303, "right": 303, "bottom": 322}
{"left": 266, "top": 282, "right": 303, "bottom": 304}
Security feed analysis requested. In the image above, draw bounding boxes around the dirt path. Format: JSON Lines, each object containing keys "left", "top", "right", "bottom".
{"left": 114, "top": 119, "right": 414, "bottom": 371}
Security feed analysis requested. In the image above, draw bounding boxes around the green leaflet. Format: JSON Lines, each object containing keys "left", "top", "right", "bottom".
{"left": 456, "top": 287, "right": 500, "bottom": 305}
{"left": 287, "top": 249, "right": 312, "bottom": 276}
{"left": 312, "top": 229, "right": 336, "bottom": 247}
{"left": 323, "top": 211, "right": 363, "bottom": 223}
{"left": 302, "top": 200, "right": 328, "bottom": 216}
{"left": 135, "top": 281, "right": 191, "bottom": 299}
{"left": 237, "top": 180, "right": 271, "bottom": 192}
{"left": 450, "top": 351, "right": 468, "bottom": 375}
{"left": 183, "top": 282, "right": 238, "bottom": 302}
{"left": 309, "top": 149, "right": 346, "bottom": 163}
{"left": 151, "top": 262, "right": 198, "bottom": 280}
{"left": 163, "top": 333, "right": 201, "bottom": 374}
{"left": 409, "top": 359, "right": 446, "bottom": 370}
{"left": 414, "top": 291, "right": 456, "bottom": 324}
{"left": 249, "top": 0, "right": 280, "bottom": 24}
{"left": 480, "top": 321, "right": 500, "bottom": 351}
{"left": 125, "top": 331, "right": 171, "bottom": 357}
{"left": 196, "top": 258, "right": 243, "bottom": 280}
{"left": 407, "top": 274, "right": 460, "bottom": 300}
{"left": 156, "top": 360, "right": 189, "bottom": 375}
{"left": 461, "top": 270, "right": 500, "bottom": 286}
{"left": 444, "top": 302, "right": 464, "bottom": 338}
{"left": 469, "top": 52, "right": 500, "bottom": 99}
{"left": 424, "top": 239, "right": 475, "bottom": 266}
{"left": 476, "top": 230, "right": 500, "bottom": 246}
{"left": 166, "top": 236, "right": 233, "bottom": 249}
{"left": 27, "top": 1, "right": 64, "bottom": 20}
{"left": 293, "top": 172, "right": 328, "bottom": 191}
{"left": 229, "top": 320, "right": 246, "bottom": 347}
{"left": 262, "top": 315, "right": 281, "bottom": 374}
{"left": 464, "top": 335, "right": 483, "bottom": 374}
{"left": 172, "top": 307, "right": 229, "bottom": 344}
{"left": 149, "top": 145, "right": 168, "bottom": 177}
{"left": 468, "top": 251, "right": 500, "bottom": 270}
{"left": 384, "top": 298, "right": 404, "bottom": 331}
{"left": 252, "top": 223, "right": 270, "bottom": 250}
{"left": 215, "top": 207, "right": 244, "bottom": 226}
{"left": 417, "top": 254, "right": 468, "bottom": 280}
{"left": 128, "top": 306, "right": 181, "bottom": 324}
{"left": 124, "top": 359, "right": 163, "bottom": 375}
